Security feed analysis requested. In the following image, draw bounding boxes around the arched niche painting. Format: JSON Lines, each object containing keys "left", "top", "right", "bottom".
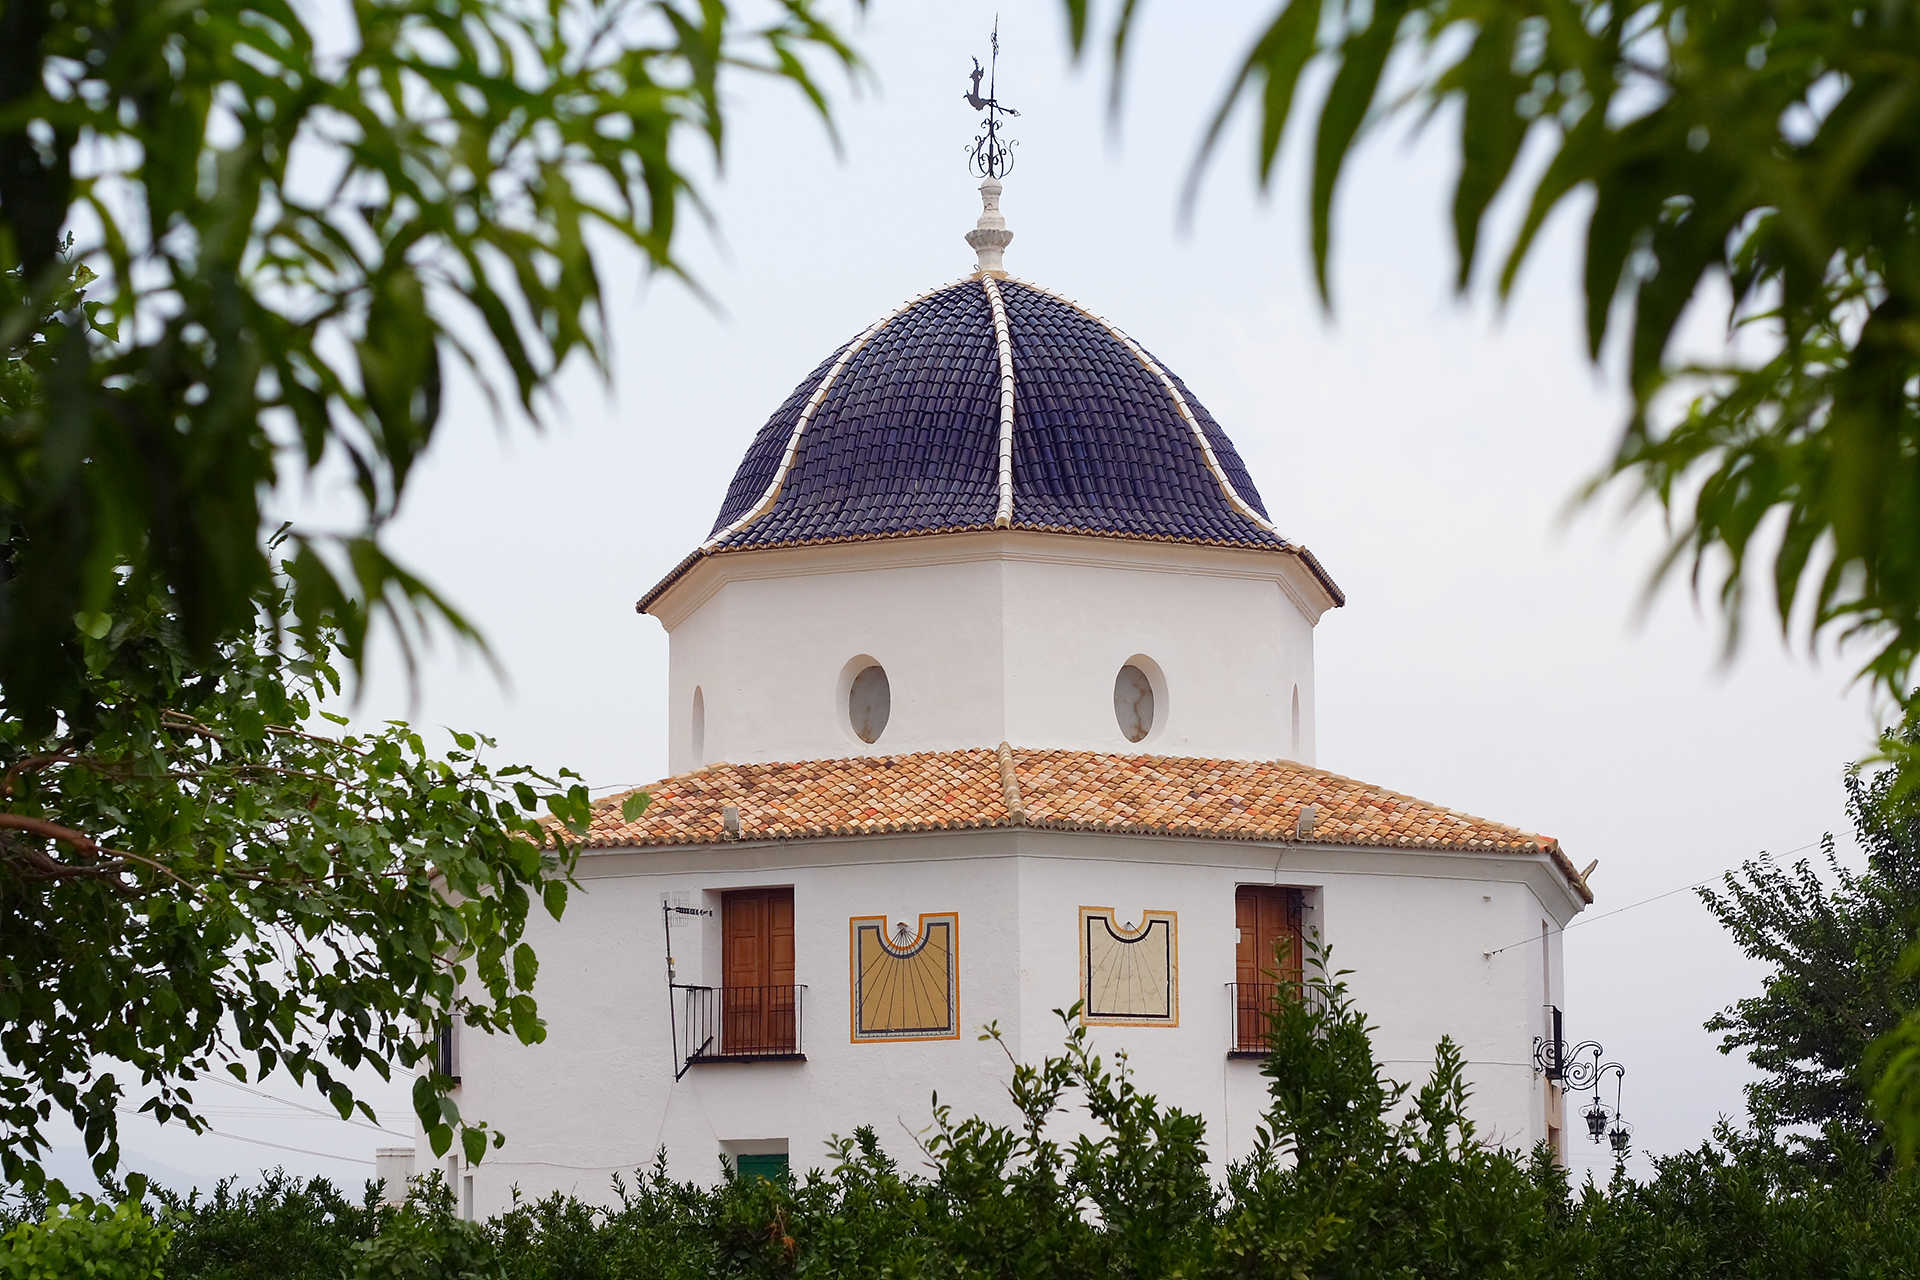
{"left": 848, "top": 912, "right": 959, "bottom": 1042}
{"left": 1079, "top": 906, "right": 1179, "bottom": 1027}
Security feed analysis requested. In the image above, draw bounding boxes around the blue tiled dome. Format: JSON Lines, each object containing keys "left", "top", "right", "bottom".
{"left": 641, "top": 274, "right": 1342, "bottom": 609}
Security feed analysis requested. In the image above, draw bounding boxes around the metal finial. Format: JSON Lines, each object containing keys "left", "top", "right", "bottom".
{"left": 963, "top": 18, "right": 1017, "bottom": 273}
{"left": 964, "top": 17, "right": 1019, "bottom": 179}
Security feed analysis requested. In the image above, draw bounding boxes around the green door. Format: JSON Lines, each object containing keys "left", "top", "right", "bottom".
{"left": 734, "top": 1152, "right": 789, "bottom": 1183}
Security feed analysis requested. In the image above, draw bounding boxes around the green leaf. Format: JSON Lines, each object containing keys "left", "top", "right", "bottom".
{"left": 461, "top": 1124, "right": 488, "bottom": 1168}
{"left": 1498, "top": 117, "right": 1607, "bottom": 301}
{"left": 1061, "top": 0, "right": 1091, "bottom": 55}
{"left": 1187, "top": 1, "right": 1322, "bottom": 209}
{"left": 1309, "top": 1, "right": 1408, "bottom": 304}
{"left": 1449, "top": 14, "right": 1525, "bottom": 290}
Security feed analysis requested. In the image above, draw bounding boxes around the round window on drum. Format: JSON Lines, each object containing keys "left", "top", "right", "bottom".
{"left": 848, "top": 662, "right": 891, "bottom": 744}
{"left": 1114, "top": 662, "right": 1156, "bottom": 744}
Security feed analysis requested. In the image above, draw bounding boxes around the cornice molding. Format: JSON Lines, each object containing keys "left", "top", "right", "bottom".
{"left": 645, "top": 528, "right": 1337, "bottom": 629}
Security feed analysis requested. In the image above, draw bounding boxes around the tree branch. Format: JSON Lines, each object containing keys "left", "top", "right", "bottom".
{"left": 0, "top": 811, "right": 105, "bottom": 857}
{"left": 160, "top": 707, "right": 368, "bottom": 757}
{"left": 1, "top": 748, "right": 77, "bottom": 796}
{"left": 0, "top": 812, "right": 206, "bottom": 899}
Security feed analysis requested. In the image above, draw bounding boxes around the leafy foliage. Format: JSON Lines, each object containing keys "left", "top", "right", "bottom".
{"left": 1698, "top": 709, "right": 1920, "bottom": 1170}
{"left": 1568, "top": 1121, "right": 1920, "bottom": 1280}
{"left": 0, "top": 565, "right": 597, "bottom": 1193}
{"left": 150, "top": 1170, "right": 386, "bottom": 1280}
{"left": 0, "top": 0, "right": 857, "bottom": 725}
{"left": 348, "top": 1180, "right": 503, "bottom": 1280}
{"left": 1069, "top": 0, "right": 1920, "bottom": 727}
{"left": 1068, "top": 0, "right": 1920, "bottom": 1168}
{"left": 1218, "top": 953, "right": 1567, "bottom": 1276}
{"left": 9, "top": 951, "right": 1920, "bottom": 1276}
{"left": 0, "top": 1199, "right": 170, "bottom": 1280}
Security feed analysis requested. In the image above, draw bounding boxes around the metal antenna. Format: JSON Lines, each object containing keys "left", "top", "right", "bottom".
{"left": 964, "top": 16, "right": 1019, "bottom": 179}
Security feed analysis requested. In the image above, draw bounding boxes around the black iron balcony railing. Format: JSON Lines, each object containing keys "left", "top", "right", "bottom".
{"left": 671, "top": 984, "right": 806, "bottom": 1077}
{"left": 1227, "top": 980, "right": 1304, "bottom": 1055}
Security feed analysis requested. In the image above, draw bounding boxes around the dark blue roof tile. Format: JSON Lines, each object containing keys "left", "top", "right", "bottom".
{"left": 997, "top": 281, "right": 1279, "bottom": 547}
{"left": 692, "top": 276, "right": 1294, "bottom": 558}
{"left": 707, "top": 341, "right": 850, "bottom": 538}
{"left": 720, "top": 280, "right": 1001, "bottom": 548}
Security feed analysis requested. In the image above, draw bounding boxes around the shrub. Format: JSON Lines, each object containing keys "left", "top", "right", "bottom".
{"left": 151, "top": 1169, "right": 384, "bottom": 1280}
{"left": 0, "top": 1199, "right": 170, "bottom": 1280}
{"left": 19, "top": 947, "right": 1917, "bottom": 1277}
{"left": 349, "top": 1182, "right": 501, "bottom": 1280}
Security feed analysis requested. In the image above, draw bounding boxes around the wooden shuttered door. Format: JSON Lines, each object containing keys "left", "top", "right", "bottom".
{"left": 721, "top": 888, "right": 796, "bottom": 1053}
{"left": 1233, "top": 885, "right": 1304, "bottom": 1053}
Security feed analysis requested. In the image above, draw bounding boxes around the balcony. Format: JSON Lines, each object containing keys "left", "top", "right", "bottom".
{"left": 1226, "top": 981, "right": 1299, "bottom": 1056}
{"left": 672, "top": 984, "right": 806, "bottom": 1077}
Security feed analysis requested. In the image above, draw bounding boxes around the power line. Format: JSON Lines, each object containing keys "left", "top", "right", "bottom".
{"left": 1484, "top": 836, "right": 1827, "bottom": 958}
{"left": 485, "top": 1157, "right": 655, "bottom": 1172}
{"left": 198, "top": 1126, "right": 377, "bottom": 1166}
{"left": 115, "top": 1109, "right": 375, "bottom": 1167}
{"left": 210, "top": 1076, "right": 408, "bottom": 1137}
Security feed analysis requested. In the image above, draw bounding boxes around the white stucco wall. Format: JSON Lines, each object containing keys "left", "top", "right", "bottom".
{"left": 652, "top": 532, "right": 1330, "bottom": 774}
{"left": 426, "top": 829, "right": 1579, "bottom": 1217}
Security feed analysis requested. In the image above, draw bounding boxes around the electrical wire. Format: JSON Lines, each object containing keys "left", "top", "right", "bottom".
{"left": 482, "top": 1158, "right": 655, "bottom": 1172}
{"left": 209, "top": 1076, "right": 408, "bottom": 1137}
{"left": 1484, "top": 836, "right": 1827, "bottom": 958}
{"left": 114, "top": 1109, "right": 376, "bottom": 1166}
{"left": 196, "top": 1127, "right": 377, "bottom": 1166}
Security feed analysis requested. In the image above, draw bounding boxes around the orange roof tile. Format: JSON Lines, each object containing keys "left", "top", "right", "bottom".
{"left": 578, "top": 747, "right": 1590, "bottom": 903}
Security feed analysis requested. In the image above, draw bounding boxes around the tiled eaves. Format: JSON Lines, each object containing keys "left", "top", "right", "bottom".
{"left": 635, "top": 523, "right": 1345, "bottom": 616}
{"left": 577, "top": 747, "right": 1590, "bottom": 903}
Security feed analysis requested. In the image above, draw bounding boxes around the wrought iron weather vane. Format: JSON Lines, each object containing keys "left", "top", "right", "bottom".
{"left": 965, "top": 18, "right": 1019, "bottom": 179}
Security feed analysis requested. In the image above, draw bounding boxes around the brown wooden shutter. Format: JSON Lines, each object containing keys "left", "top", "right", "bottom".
{"left": 1234, "top": 886, "right": 1304, "bottom": 1052}
{"left": 721, "top": 888, "right": 796, "bottom": 1053}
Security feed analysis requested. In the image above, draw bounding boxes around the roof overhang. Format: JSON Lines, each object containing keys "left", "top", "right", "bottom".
{"left": 638, "top": 526, "right": 1344, "bottom": 627}
{"left": 567, "top": 745, "right": 1589, "bottom": 908}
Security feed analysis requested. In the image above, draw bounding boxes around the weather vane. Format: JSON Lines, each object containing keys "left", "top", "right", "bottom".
{"left": 964, "top": 17, "right": 1019, "bottom": 179}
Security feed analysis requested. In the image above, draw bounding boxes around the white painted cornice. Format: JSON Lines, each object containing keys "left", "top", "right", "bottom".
{"left": 644, "top": 528, "right": 1340, "bottom": 630}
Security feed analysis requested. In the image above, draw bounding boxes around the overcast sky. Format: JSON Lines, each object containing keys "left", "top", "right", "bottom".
{"left": 73, "top": 0, "right": 1887, "bottom": 1194}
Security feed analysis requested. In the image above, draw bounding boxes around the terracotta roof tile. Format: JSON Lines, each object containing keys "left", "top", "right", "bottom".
{"left": 580, "top": 748, "right": 1589, "bottom": 902}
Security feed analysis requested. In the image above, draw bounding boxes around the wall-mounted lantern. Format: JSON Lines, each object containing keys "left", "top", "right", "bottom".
{"left": 1535, "top": 1006, "right": 1631, "bottom": 1157}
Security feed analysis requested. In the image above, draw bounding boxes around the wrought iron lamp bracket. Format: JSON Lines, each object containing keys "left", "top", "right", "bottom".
{"left": 1533, "top": 1034, "right": 1611, "bottom": 1090}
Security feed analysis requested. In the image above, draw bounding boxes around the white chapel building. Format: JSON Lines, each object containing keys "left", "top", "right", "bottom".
{"left": 418, "top": 180, "right": 1592, "bottom": 1214}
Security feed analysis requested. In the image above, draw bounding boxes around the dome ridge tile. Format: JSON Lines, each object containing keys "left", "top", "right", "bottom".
{"left": 636, "top": 275, "right": 1351, "bottom": 612}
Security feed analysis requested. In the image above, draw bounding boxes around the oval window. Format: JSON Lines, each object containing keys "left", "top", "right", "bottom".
{"left": 1114, "top": 663, "right": 1155, "bottom": 743}
{"left": 849, "top": 664, "right": 891, "bottom": 743}
{"left": 691, "top": 686, "right": 706, "bottom": 762}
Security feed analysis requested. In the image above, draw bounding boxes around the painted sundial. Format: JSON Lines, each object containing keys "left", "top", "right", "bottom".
{"left": 1079, "top": 907, "right": 1179, "bottom": 1026}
